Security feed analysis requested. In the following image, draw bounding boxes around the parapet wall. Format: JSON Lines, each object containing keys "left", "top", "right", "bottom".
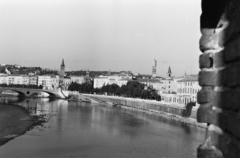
{"left": 84, "top": 94, "right": 200, "bottom": 123}
{"left": 197, "top": 0, "right": 240, "bottom": 157}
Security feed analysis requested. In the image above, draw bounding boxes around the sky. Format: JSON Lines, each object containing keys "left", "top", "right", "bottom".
{"left": 0, "top": 0, "right": 202, "bottom": 77}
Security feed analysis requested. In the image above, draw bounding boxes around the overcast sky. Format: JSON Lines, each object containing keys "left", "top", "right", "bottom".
{"left": 0, "top": 0, "right": 201, "bottom": 77}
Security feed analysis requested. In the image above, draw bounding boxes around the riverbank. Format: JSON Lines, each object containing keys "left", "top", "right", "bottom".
{"left": 0, "top": 103, "right": 44, "bottom": 146}
{"left": 83, "top": 94, "right": 207, "bottom": 128}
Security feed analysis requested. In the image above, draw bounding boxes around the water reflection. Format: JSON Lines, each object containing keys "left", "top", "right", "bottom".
{"left": 0, "top": 97, "right": 205, "bottom": 158}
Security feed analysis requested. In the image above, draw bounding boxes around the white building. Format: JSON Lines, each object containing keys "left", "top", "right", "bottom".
{"left": 161, "top": 75, "right": 200, "bottom": 106}
{"left": 94, "top": 74, "right": 132, "bottom": 89}
{"left": 22, "top": 76, "right": 30, "bottom": 85}
{"left": 94, "top": 76, "right": 109, "bottom": 88}
{"left": 7, "top": 75, "right": 25, "bottom": 85}
{"left": 50, "top": 75, "right": 59, "bottom": 90}
{"left": 0, "top": 75, "right": 8, "bottom": 85}
{"left": 70, "top": 76, "right": 85, "bottom": 84}
{"left": 38, "top": 75, "right": 52, "bottom": 89}
{"left": 161, "top": 78, "right": 175, "bottom": 94}
{"left": 117, "top": 79, "right": 129, "bottom": 87}
{"left": 161, "top": 93, "right": 179, "bottom": 104}
{"left": 136, "top": 78, "right": 162, "bottom": 94}
{"left": 161, "top": 66, "right": 176, "bottom": 94}
{"left": 177, "top": 75, "right": 200, "bottom": 105}
{"left": 29, "top": 76, "right": 38, "bottom": 85}
{"left": 62, "top": 77, "right": 71, "bottom": 90}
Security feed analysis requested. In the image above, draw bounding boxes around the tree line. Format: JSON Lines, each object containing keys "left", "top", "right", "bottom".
{"left": 68, "top": 81, "right": 161, "bottom": 101}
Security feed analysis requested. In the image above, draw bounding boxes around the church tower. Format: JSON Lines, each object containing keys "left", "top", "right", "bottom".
{"left": 167, "top": 66, "right": 172, "bottom": 78}
{"left": 60, "top": 59, "right": 65, "bottom": 77}
{"left": 86, "top": 69, "right": 89, "bottom": 77}
{"left": 152, "top": 59, "right": 157, "bottom": 78}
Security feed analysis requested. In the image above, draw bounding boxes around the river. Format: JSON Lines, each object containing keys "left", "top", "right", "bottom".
{"left": 0, "top": 97, "right": 205, "bottom": 158}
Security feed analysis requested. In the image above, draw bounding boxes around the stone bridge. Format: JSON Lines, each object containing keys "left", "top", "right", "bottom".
{"left": 0, "top": 87, "right": 69, "bottom": 99}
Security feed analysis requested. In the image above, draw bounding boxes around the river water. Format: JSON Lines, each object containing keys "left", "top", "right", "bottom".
{"left": 0, "top": 97, "right": 205, "bottom": 158}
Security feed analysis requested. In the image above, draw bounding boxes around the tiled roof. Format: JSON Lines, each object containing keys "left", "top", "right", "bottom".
{"left": 136, "top": 79, "right": 160, "bottom": 83}
{"left": 177, "top": 76, "right": 198, "bottom": 82}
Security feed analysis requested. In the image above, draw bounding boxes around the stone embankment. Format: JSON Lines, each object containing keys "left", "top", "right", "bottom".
{"left": 82, "top": 94, "right": 207, "bottom": 128}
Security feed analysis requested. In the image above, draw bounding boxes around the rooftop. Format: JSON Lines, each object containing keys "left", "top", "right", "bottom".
{"left": 136, "top": 78, "right": 160, "bottom": 83}
{"left": 177, "top": 75, "right": 198, "bottom": 82}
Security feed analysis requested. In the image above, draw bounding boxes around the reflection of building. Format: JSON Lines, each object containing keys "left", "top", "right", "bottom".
{"left": 152, "top": 59, "right": 157, "bottom": 78}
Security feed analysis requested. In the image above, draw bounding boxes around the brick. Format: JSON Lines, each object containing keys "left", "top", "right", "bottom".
{"left": 223, "top": 0, "right": 240, "bottom": 44}
{"left": 197, "top": 138, "right": 223, "bottom": 158}
{"left": 197, "top": 103, "right": 218, "bottom": 124}
{"left": 213, "top": 91, "right": 240, "bottom": 111}
{"left": 223, "top": 36, "right": 240, "bottom": 63}
{"left": 213, "top": 51, "right": 224, "bottom": 67}
{"left": 199, "top": 53, "right": 213, "bottom": 69}
{"left": 219, "top": 110, "right": 240, "bottom": 140}
{"left": 218, "top": 131, "right": 240, "bottom": 158}
{"left": 199, "top": 71, "right": 217, "bottom": 86}
{"left": 205, "top": 125, "right": 240, "bottom": 158}
{"left": 216, "top": 62, "right": 240, "bottom": 87}
{"left": 206, "top": 124, "right": 223, "bottom": 148}
{"left": 197, "top": 87, "right": 215, "bottom": 104}
{"left": 199, "top": 31, "right": 219, "bottom": 52}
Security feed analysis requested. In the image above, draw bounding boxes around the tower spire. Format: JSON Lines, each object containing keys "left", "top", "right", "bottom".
{"left": 167, "top": 66, "right": 172, "bottom": 77}
{"left": 61, "top": 59, "right": 65, "bottom": 67}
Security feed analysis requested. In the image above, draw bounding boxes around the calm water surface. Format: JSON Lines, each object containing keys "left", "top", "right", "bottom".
{"left": 0, "top": 97, "right": 205, "bottom": 158}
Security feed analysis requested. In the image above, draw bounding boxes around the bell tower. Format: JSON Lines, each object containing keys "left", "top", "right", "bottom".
{"left": 60, "top": 59, "right": 65, "bottom": 76}
{"left": 167, "top": 66, "right": 172, "bottom": 78}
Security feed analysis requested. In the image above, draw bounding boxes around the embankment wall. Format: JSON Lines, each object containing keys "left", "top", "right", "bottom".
{"left": 83, "top": 94, "right": 202, "bottom": 126}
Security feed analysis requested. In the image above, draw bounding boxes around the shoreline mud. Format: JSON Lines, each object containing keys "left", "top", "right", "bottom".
{"left": 0, "top": 103, "right": 45, "bottom": 146}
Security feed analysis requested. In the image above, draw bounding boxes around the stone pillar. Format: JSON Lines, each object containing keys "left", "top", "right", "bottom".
{"left": 197, "top": 0, "right": 240, "bottom": 157}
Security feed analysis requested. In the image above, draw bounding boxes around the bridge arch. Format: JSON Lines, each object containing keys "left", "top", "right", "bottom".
{"left": 0, "top": 88, "right": 63, "bottom": 98}
{"left": 6, "top": 89, "right": 39, "bottom": 97}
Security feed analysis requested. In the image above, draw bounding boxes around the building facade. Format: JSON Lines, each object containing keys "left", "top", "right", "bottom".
{"left": 93, "top": 74, "right": 132, "bottom": 89}
{"left": 38, "top": 76, "right": 52, "bottom": 89}
{"left": 70, "top": 76, "right": 85, "bottom": 84}
{"left": 29, "top": 76, "right": 38, "bottom": 85}
{"left": 136, "top": 78, "right": 162, "bottom": 94}
{"left": 0, "top": 75, "right": 8, "bottom": 85}
{"left": 177, "top": 75, "right": 200, "bottom": 105}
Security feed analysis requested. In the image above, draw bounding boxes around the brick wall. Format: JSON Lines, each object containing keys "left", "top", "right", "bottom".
{"left": 197, "top": 0, "right": 240, "bottom": 157}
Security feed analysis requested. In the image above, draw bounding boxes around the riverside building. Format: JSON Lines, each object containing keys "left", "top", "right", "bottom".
{"left": 93, "top": 74, "right": 132, "bottom": 89}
